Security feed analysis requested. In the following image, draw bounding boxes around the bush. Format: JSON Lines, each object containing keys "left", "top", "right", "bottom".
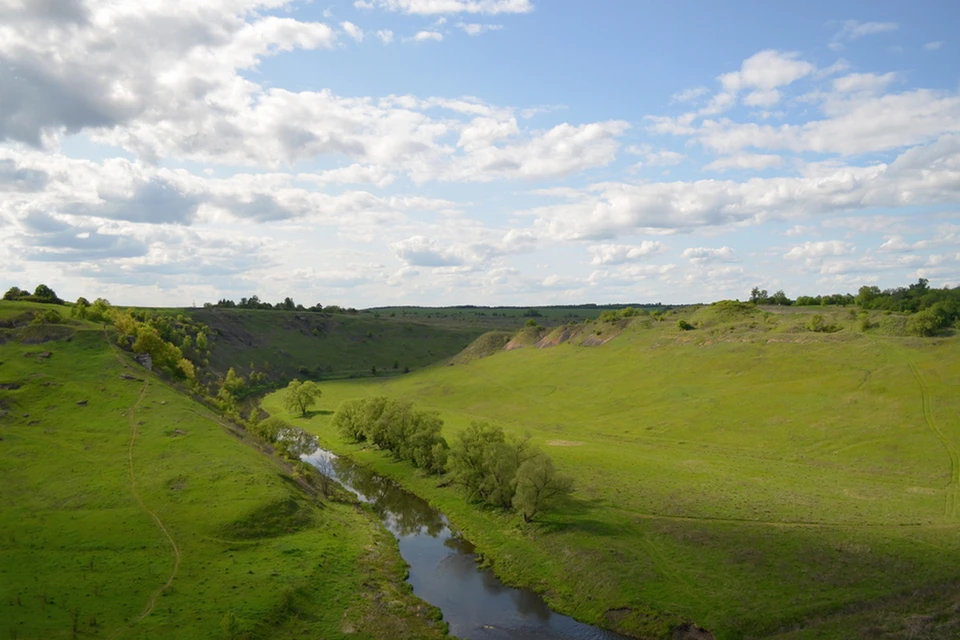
{"left": 250, "top": 416, "right": 290, "bottom": 443}
{"left": 677, "top": 319, "right": 694, "bottom": 331}
{"left": 907, "top": 309, "right": 944, "bottom": 337}
{"left": 331, "top": 397, "right": 448, "bottom": 473}
{"left": 807, "top": 314, "right": 839, "bottom": 333}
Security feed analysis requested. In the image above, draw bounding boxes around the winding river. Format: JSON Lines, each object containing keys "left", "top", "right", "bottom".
{"left": 300, "top": 445, "right": 632, "bottom": 640}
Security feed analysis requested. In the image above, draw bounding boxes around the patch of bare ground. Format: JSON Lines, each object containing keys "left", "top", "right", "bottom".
{"left": 546, "top": 439, "right": 584, "bottom": 447}
{"left": 672, "top": 623, "right": 716, "bottom": 640}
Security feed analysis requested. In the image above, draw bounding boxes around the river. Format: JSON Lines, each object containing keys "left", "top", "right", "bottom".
{"left": 300, "top": 445, "right": 632, "bottom": 640}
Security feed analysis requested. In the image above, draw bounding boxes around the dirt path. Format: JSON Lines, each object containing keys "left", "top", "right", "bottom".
{"left": 107, "top": 377, "right": 183, "bottom": 638}
{"left": 909, "top": 362, "right": 959, "bottom": 518}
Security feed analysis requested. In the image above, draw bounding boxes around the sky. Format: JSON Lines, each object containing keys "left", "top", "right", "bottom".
{"left": 1, "top": 0, "right": 959, "bottom": 307}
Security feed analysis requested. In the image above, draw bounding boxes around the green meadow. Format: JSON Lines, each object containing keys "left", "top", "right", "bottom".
{"left": 0, "top": 301, "right": 446, "bottom": 640}
{"left": 264, "top": 304, "right": 960, "bottom": 639}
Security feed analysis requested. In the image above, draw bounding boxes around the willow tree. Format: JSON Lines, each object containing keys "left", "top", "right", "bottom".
{"left": 283, "top": 379, "right": 322, "bottom": 416}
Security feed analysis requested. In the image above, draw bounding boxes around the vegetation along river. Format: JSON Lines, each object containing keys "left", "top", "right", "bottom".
{"left": 300, "top": 445, "right": 632, "bottom": 640}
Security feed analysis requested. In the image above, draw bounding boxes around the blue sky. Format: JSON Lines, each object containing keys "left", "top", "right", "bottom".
{"left": 1, "top": 0, "right": 958, "bottom": 306}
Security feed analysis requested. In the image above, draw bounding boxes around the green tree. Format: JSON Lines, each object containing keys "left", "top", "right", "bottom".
{"left": 33, "top": 284, "right": 61, "bottom": 303}
{"left": 907, "top": 309, "right": 943, "bottom": 337}
{"left": 250, "top": 416, "right": 290, "bottom": 443}
{"left": 749, "top": 287, "right": 768, "bottom": 304}
{"left": 513, "top": 455, "right": 574, "bottom": 522}
{"left": 3, "top": 286, "right": 25, "bottom": 301}
{"left": 447, "top": 422, "right": 506, "bottom": 502}
{"left": 282, "top": 379, "right": 321, "bottom": 416}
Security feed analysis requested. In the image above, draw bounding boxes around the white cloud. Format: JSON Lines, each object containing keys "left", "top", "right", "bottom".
{"left": 443, "top": 121, "right": 630, "bottom": 182}
{"left": 833, "top": 20, "right": 899, "bottom": 41}
{"left": 743, "top": 89, "right": 782, "bottom": 107}
{"left": 698, "top": 50, "right": 815, "bottom": 116}
{"left": 355, "top": 0, "right": 533, "bottom": 15}
{"left": 925, "top": 41, "right": 944, "bottom": 51}
{"left": 682, "top": 246, "right": 738, "bottom": 264}
{"left": 0, "top": 5, "right": 338, "bottom": 146}
{"left": 376, "top": 29, "right": 394, "bottom": 44}
{"left": 410, "top": 30, "right": 444, "bottom": 42}
{"left": 832, "top": 72, "right": 897, "bottom": 94}
{"left": 671, "top": 87, "right": 709, "bottom": 103}
{"left": 341, "top": 21, "right": 364, "bottom": 42}
{"left": 703, "top": 153, "right": 782, "bottom": 172}
{"left": 588, "top": 242, "right": 664, "bottom": 265}
{"left": 521, "top": 134, "right": 960, "bottom": 240}
{"left": 391, "top": 236, "right": 466, "bottom": 266}
{"left": 627, "top": 144, "right": 684, "bottom": 167}
{"left": 457, "top": 22, "right": 503, "bottom": 36}
{"left": 784, "top": 240, "right": 855, "bottom": 260}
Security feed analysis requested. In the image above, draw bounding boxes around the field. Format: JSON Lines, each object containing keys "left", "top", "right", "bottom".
{"left": 264, "top": 304, "right": 960, "bottom": 639}
{"left": 0, "top": 301, "right": 446, "bottom": 640}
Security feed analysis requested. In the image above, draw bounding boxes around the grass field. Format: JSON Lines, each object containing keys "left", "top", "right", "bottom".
{"left": 264, "top": 304, "right": 960, "bottom": 639}
{"left": 0, "top": 301, "right": 447, "bottom": 640}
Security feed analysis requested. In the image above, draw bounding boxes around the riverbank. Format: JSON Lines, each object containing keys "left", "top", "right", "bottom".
{"left": 262, "top": 391, "right": 685, "bottom": 639}
{"left": 262, "top": 326, "right": 960, "bottom": 640}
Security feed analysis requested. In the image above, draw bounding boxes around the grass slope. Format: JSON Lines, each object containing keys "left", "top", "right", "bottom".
{"left": 0, "top": 301, "right": 446, "bottom": 640}
{"left": 186, "top": 307, "right": 490, "bottom": 382}
{"left": 264, "top": 305, "right": 960, "bottom": 639}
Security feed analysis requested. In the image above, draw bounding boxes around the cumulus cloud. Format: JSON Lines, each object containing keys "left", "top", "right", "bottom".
{"left": 588, "top": 242, "right": 664, "bottom": 265}
{"left": 832, "top": 20, "right": 898, "bottom": 43}
{"left": 354, "top": 0, "right": 533, "bottom": 15}
{"left": 699, "top": 50, "right": 816, "bottom": 115}
{"left": 391, "top": 236, "right": 466, "bottom": 266}
{"left": 0, "top": 4, "right": 338, "bottom": 146}
{"left": 703, "top": 153, "right": 782, "bottom": 172}
{"left": 457, "top": 22, "right": 503, "bottom": 35}
{"left": 376, "top": 29, "right": 394, "bottom": 44}
{"left": 410, "top": 30, "right": 444, "bottom": 42}
{"left": 784, "top": 240, "right": 855, "bottom": 260}
{"left": 522, "top": 134, "right": 960, "bottom": 240}
{"left": 627, "top": 144, "right": 684, "bottom": 168}
{"left": 445, "top": 121, "right": 629, "bottom": 182}
{"left": 341, "top": 21, "right": 364, "bottom": 42}
{"left": 682, "top": 247, "right": 738, "bottom": 264}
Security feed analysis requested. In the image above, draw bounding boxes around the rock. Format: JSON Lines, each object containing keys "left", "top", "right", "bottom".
{"left": 0, "top": 383, "right": 21, "bottom": 390}
{"left": 37, "top": 352, "right": 51, "bottom": 358}
{"left": 76, "top": 400, "right": 88, "bottom": 406}
{"left": 134, "top": 353, "right": 153, "bottom": 370}
{"left": 120, "top": 373, "right": 143, "bottom": 381}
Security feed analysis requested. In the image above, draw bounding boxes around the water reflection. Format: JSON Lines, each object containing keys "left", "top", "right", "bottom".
{"left": 301, "top": 444, "right": 631, "bottom": 640}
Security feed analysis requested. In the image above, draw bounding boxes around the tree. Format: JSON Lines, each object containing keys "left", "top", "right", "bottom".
{"left": 513, "top": 455, "right": 574, "bottom": 522}
{"left": 749, "top": 287, "right": 768, "bottom": 304}
{"left": 768, "top": 290, "right": 792, "bottom": 306}
{"left": 33, "top": 284, "right": 61, "bottom": 303}
{"left": 447, "top": 422, "right": 506, "bottom": 502}
{"left": 907, "top": 309, "right": 943, "bottom": 337}
{"left": 283, "top": 379, "right": 321, "bottom": 416}
{"left": 3, "top": 286, "right": 24, "bottom": 301}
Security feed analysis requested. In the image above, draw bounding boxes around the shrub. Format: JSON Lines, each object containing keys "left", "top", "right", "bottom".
{"left": 677, "top": 319, "right": 694, "bottom": 331}
{"left": 907, "top": 309, "right": 943, "bottom": 337}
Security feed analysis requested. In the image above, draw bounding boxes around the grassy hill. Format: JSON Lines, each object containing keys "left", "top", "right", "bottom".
{"left": 263, "top": 303, "right": 960, "bottom": 639}
{"left": 183, "top": 307, "right": 494, "bottom": 383}
{"left": 0, "top": 301, "right": 447, "bottom": 640}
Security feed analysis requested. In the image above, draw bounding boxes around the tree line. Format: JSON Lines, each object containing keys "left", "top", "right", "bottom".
{"left": 331, "top": 397, "right": 574, "bottom": 521}
{"left": 749, "top": 279, "right": 960, "bottom": 336}
{"left": 205, "top": 295, "right": 359, "bottom": 315}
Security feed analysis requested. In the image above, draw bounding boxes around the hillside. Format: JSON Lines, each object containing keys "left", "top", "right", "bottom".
{"left": 264, "top": 303, "right": 960, "bottom": 639}
{"left": 185, "top": 307, "right": 493, "bottom": 383}
{"left": 0, "top": 301, "right": 446, "bottom": 640}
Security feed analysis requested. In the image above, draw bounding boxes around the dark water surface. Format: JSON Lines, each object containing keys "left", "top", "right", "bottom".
{"left": 301, "top": 447, "right": 631, "bottom": 640}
